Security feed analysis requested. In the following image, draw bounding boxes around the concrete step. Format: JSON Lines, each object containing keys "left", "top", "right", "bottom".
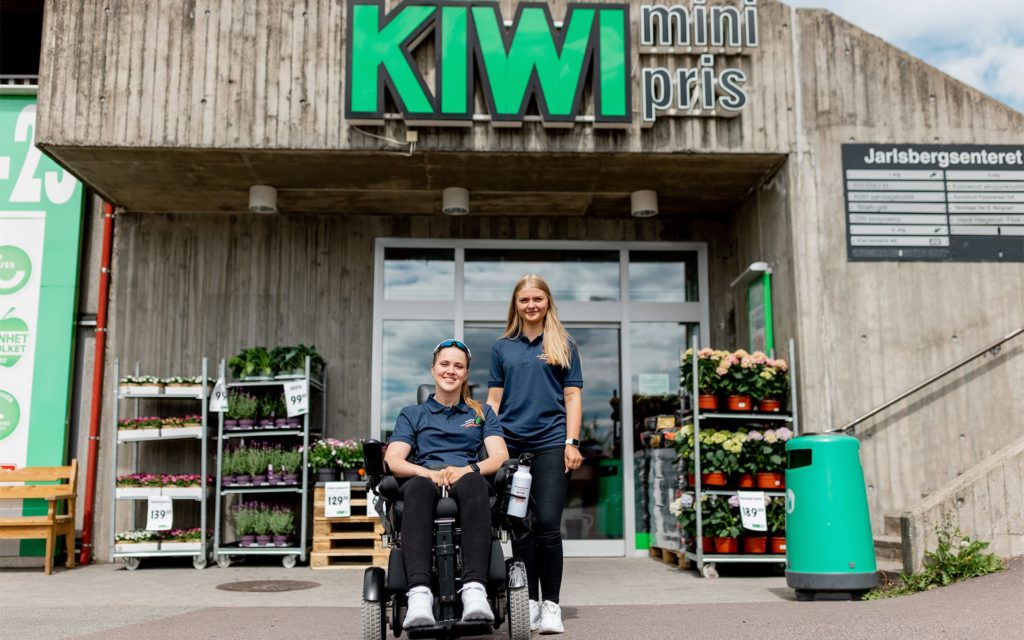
{"left": 884, "top": 515, "right": 902, "bottom": 537}
{"left": 875, "top": 534, "right": 903, "bottom": 564}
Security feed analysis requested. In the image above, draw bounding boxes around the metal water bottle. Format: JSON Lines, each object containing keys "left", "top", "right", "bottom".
{"left": 507, "top": 462, "right": 532, "bottom": 518}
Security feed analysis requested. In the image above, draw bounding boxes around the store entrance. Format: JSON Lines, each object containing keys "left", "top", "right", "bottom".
{"left": 464, "top": 324, "right": 624, "bottom": 556}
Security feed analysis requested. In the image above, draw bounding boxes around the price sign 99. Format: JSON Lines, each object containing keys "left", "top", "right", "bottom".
{"left": 284, "top": 380, "right": 309, "bottom": 417}
{"left": 210, "top": 378, "right": 228, "bottom": 412}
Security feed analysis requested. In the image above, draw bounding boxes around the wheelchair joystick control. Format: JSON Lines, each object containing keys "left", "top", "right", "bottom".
{"left": 506, "top": 457, "right": 533, "bottom": 518}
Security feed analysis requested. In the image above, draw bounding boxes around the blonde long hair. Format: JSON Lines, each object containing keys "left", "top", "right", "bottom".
{"left": 502, "top": 274, "right": 574, "bottom": 368}
{"left": 431, "top": 347, "right": 484, "bottom": 419}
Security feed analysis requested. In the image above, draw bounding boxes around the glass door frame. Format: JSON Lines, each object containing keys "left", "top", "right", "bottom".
{"left": 371, "top": 238, "right": 710, "bottom": 557}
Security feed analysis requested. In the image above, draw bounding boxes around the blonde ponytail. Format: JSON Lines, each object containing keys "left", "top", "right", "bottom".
{"left": 462, "top": 381, "right": 484, "bottom": 419}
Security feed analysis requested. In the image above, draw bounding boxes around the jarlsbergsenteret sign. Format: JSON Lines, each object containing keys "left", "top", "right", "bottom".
{"left": 345, "top": 0, "right": 761, "bottom": 127}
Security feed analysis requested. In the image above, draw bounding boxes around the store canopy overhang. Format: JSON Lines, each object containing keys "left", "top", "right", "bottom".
{"left": 42, "top": 147, "right": 786, "bottom": 217}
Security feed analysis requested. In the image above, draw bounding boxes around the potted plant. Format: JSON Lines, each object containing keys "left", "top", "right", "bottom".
{"left": 272, "top": 344, "right": 326, "bottom": 380}
{"left": 162, "top": 528, "right": 203, "bottom": 551}
{"left": 717, "top": 350, "right": 766, "bottom": 411}
{"left": 163, "top": 375, "right": 204, "bottom": 397}
{"left": 707, "top": 495, "right": 742, "bottom": 554}
{"left": 269, "top": 506, "right": 295, "bottom": 547}
{"left": 116, "top": 473, "right": 163, "bottom": 498}
{"left": 248, "top": 446, "right": 269, "bottom": 486}
{"left": 698, "top": 429, "right": 741, "bottom": 487}
{"left": 263, "top": 446, "right": 283, "bottom": 484}
{"left": 753, "top": 358, "right": 789, "bottom": 412}
{"left": 229, "top": 347, "right": 275, "bottom": 380}
{"left": 119, "top": 375, "right": 163, "bottom": 396}
{"left": 221, "top": 448, "right": 237, "bottom": 486}
{"left": 670, "top": 492, "right": 698, "bottom": 550}
{"left": 281, "top": 448, "right": 302, "bottom": 485}
{"left": 306, "top": 439, "right": 341, "bottom": 482}
{"left": 233, "top": 445, "right": 252, "bottom": 486}
{"left": 163, "top": 474, "right": 203, "bottom": 498}
{"left": 233, "top": 502, "right": 257, "bottom": 547}
{"left": 337, "top": 439, "right": 365, "bottom": 481}
{"left": 737, "top": 430, "right": 764, "bottom": 488}
{"left": 681, "top": 348, "right": 728, "bottom": 411}
{"left": 741, "top": 494, "right": 769, "bottom": 554}
{"left": 767, "top": 496, "right": 787, "bottom": 554}
{"left": 258, "top": 393, "right": 285, "bottom": 429}
{"left": 227, "top": 390, "right": 258, "bottom": 429}
{"left": 115, "top": 529, "right": 161, "bottom": 553}
{"left": 755, "top": 427, "right": 792, "bottom": 489}
{"left": 253, "top": 504, "right": 273, "bottom": 546}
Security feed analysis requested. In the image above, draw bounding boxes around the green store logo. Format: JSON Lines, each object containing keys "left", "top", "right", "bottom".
{"left": 0, "top": 245, "right": 32, "bottom": 295}
{"left": 345, "top": 0, "right": 631, "bottom": 126}
{"left": 0, "top": 308, "right": 29, "bottom": 368}
{"left": 0, "top": 390, "right": 20, "bottom": 441}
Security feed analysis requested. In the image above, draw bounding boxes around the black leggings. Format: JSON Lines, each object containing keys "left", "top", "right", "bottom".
{"left": 511, "top": 447, "right": 570, "bottom": 603}
{"left": 400, "top": 473, "right": 491, "bottom": 589}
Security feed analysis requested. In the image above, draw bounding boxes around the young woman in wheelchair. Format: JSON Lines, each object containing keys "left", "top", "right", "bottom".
{"left": 384, "top": 338, "right": 510, "bottom": 629}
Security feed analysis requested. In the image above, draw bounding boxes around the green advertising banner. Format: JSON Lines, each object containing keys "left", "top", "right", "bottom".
{"left": 0, "top": 93, "right": 84, "bottom": 556}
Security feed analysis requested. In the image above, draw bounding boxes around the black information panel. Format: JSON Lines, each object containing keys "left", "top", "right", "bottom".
{"left": 842, "top": 144, "right": 1024, "bottom": 261}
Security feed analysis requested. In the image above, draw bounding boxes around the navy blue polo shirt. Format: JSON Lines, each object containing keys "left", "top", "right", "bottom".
{"left": 488, "top": 333, "right": 584, "bottom": 452}
{"left": 389, "top": 395, "right": 503, "bottom": 470}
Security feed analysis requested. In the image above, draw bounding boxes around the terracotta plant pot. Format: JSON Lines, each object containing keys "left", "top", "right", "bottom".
{"left": 755, "top": 472, "right": 785, "bottom": 489}
{"left": 726, "top": 395, "right": 752, "bottom": 411}
{"left": 697, "top": 394, "right": 719, "bottom": 411}
{"left": 758, "top": 399, "right": 782, "bottom": 413}
{"left": 701, "top": 471, "right": 728, "bottom": 487}
{"left": 714, "top": 537, "right": 739, "bottom": 554}
{"left": 769, "top": 536, "right": 787, "bottom": 554}
{"left": 736, "top": 473, "right": 755, "bottom": 488}
{"left": 703, "top": 537, "right": 714, "bottom": 553}
{"left": 686, "top": 473, "right": 696, "bottom": 486}
{"left": 742, "top": 536, "right": 768, "bottom": 554}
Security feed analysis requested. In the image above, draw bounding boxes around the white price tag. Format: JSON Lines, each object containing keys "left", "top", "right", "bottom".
{"left": 210, "top": 378, "right": 228, "bottom": 412}
{"left": 738, "top": 491, "right": 768, "bottom": 532}
{"left": 146, "top": 496, "right": 174, "bottom": 531}
{"left": 284, "top": 380, "right": 309, "bottom": 417}
{"left": 324, "top": 481, "right": 351, "bottom": 518}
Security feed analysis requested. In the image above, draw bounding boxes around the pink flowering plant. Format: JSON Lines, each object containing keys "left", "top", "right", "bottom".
{"left": 681, "top": 348, "right": 730, "bottom": 395}
{"left": 305, "top": 438, "right": 343, "bottom": 470}
{"left": 181, "top": 414, "right": 203, "bottom": 426}
{"left": 715, "top": 350, "right": 767, "bottom": 397}
{"left": 755, "top": 358, "right": 790, "bottom": 401}
{"left": 337, "top": 440, "right": 364, "bottom": 470}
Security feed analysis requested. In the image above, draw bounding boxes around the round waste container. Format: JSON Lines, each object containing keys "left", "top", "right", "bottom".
{"left": 785, "top": 433, "right": 878, "bottom": 600}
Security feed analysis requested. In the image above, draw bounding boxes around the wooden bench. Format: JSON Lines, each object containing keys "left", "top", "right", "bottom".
{"left": 0, "top": 460, "right": 77, "bottom": 574}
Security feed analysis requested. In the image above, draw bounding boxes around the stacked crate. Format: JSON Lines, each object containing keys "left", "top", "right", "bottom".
{"left": 310, "top": 483, "right": 388, "bottom": 570}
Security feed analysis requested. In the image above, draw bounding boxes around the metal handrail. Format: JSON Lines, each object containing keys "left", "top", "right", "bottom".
{"left": 839, "top": 326, "right": 1024, "bottom": 436}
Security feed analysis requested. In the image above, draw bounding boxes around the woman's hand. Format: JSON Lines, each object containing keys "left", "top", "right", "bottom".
{"left": 426, "top": 469, "right": 447, "bottom": 487}
{"left": 442, "top": 465, "right": 471, "bottom": 486}
{"left": 564, "top": 445, "right": 583, "bottom": 474}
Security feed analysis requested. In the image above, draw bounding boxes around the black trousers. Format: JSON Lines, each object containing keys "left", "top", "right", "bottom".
{"left": 400, "top": 473, "right": 491, "bottom": 589}
{"left": 510, "top": 447, "right": 570, "bottom": 603}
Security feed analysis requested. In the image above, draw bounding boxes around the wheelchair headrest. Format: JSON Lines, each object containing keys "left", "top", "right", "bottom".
{"left": 362, "top": 440, "right": 387, "bottom": 489}
{"left": 416, "top": 384, "right": 432, "bottom": 404}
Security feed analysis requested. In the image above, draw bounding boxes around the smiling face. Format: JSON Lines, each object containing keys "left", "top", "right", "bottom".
{"left": 431, "top": 346, "right": 469, "bottom": 395}
{"left": 515, "top": 286, "right": 549, "bottom": 327}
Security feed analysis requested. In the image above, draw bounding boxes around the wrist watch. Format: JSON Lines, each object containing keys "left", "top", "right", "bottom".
{"left": 565, "top": 438, "right": 580, "bottom": 448}
{"left": 469, "top": 462, "right": 480, "bottom": 473}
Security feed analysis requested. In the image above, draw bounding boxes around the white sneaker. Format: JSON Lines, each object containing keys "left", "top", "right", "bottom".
{"left": 529, "top": 599, "right": 541, "bottom": 631}
{"left": 403, "top": 586, "right": 435, "bottom": 628}
{"left": 538, "top": 600, "right": 564, "bottom": 634}
{"left": 460, "top": 581, "right": 494, "bottom": 622}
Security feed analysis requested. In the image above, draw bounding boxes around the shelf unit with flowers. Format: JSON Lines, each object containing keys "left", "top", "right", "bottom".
{"left": 108, "top": 358, "right": 212, "bottom": 571}
{"left": 211, "top": 356, "right": 326, "bottom": 569}
{"left": 676, "top": 337, "right": 799, "bottom": 578}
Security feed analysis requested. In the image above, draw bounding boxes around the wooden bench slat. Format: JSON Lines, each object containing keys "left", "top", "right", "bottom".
{"left": 0, "top": 486, "right": 75, "bottom": 500}
{"left": 0, "top": 466, "right": 76, "bottom": 482}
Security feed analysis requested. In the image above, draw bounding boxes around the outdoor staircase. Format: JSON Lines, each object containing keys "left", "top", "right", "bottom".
{"left": 874, "top": 515, "right": 904, "bottom": 574}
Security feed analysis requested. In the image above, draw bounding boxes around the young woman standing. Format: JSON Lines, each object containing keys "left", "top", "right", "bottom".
{"left": 486, "top": 274, "right": 583, "bottom": 635}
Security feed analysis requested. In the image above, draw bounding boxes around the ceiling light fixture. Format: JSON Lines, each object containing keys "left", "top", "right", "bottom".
{"left": 249, "top": 185, "right": 278, "bottom": 214}
{"left": 442, "top": 187, "right": 469, "bottom": 216}
{"left": 630, "top": 190, "right": 659, "bottom": 218}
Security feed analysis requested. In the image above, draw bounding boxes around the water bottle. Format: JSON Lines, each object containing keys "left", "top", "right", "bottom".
{"left": 507, "top": 462, "right": 532, "bottom": 518}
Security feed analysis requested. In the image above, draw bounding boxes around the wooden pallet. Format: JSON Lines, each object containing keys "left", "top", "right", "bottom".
{"left": 649, "top": 545, "right": 689, "bottom": 569}
{"left": 311, "top": 485, "right": 388, "bottom": 570}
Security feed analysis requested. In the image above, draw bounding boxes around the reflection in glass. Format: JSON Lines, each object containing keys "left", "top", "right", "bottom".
{"left": 463, "top": 325, "right": 504, "bottom": 404}
{"left": 464, "top": 249, "right": 619, "bottom": 302}
{"left": 381, "top": 320, "right": 452, "bottom": 438}
{"left": 629, "top": 251, "right": 699, "bottom": 302}
{"left": 384, "top": 248, "right": 454, "bottom": 300}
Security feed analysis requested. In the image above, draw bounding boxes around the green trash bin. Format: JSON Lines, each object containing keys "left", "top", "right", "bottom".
{"left": 785, "top": 433, "right": 879, "bottom": 600}
{"left": 596, "top": 459, "right": 623, "bottom": 538}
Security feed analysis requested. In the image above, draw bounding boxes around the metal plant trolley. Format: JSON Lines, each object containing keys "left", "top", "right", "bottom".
{"left": 212, "top": 357, "right": 325, "bottom": 569}
{"left": 108, "top": 358, "right": 212, "bottom": 570}
{"left": 683, "top": 337, "right": 800, "bottom": 578}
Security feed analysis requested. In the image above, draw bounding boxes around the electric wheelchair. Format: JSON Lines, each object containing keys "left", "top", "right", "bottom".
{"left": 359, "top": 438, "right": 533, "bottom": 640}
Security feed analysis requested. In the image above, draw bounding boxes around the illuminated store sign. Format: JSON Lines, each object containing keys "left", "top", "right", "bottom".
{"left": 345, "top": 0, "right": 759, "bottom": 127}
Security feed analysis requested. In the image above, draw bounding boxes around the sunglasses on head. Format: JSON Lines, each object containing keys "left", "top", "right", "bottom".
{"left": 433, "top": 338, "right": 472, "bottom": 360}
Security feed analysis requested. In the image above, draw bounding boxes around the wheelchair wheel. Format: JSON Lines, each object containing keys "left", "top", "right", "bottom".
{"left": 360, "top": 599, "right": 386, "bottom": 640}
{"left": 506, "top": 586, "right": 530, "bottom": 640}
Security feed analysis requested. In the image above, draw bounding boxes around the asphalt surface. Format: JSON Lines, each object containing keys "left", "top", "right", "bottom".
{"left": 1, "top": 556, "right": 1021, "bottom": 639}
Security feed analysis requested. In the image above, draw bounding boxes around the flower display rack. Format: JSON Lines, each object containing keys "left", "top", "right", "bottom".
{"left": 680, "top": 337, "right": 800, "bottom": 579}
{"left": 212, "top": 356, "right": 326, "bottom": 570}
{"left": 108, "top": 358, "right": 212, "bottom": 571}
{"left": 310, "top": 484, "right": 388, "bottom": 570}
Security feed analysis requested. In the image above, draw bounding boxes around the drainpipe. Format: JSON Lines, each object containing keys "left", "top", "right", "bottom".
{"left": 79, "top": 201, "right": 115, "bottom": 565}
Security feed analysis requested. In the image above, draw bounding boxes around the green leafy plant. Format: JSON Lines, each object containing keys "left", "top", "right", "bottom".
{"left": 229, "top": 347, "right": 274, "bottom": 379}
{"left": 705, "top": 495, "right": 742, "bottom": 539}
{"left": 258, "top": 393, "right": 286, "bottom": 419}
{"left": 226, "top": 391, "right": 258, "bottom": 420}
{"left": 233, "top": 504, "right": 256, "bottom": 536}
{"left": 280, "top": 448, "right": 302, "bottom": 474}
{"left": 269, "top": 507, "right": 295, "bottom": 537}
{"left": 271, "top": 344, "right": 326, "bottom": 378}
{"left": 698, "top": 429, "right": 742, "bottom": 475}
{"left": 864, "top": 520, "right": 1005, "bottom": 599}
{"left": 767, "top": 496, "right": 786, "bottom": 534}
{"left": 252, "top": 507, "right": 272, "bottom": 536}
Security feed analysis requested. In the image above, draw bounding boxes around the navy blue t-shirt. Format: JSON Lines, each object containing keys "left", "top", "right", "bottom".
{"left": 488, "top": 333, "right": 584, "bottom": 452}
{"left": 389, "top": 395, "right": 503, "bottom": 470}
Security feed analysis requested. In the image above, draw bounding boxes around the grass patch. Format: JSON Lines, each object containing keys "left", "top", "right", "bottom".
{"left": 865, "top": 521, "right": 1005, "bottom": 600}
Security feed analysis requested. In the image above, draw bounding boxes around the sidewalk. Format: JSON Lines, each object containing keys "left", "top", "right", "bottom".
{"left": 1, "top": 555, "right": 1020, "bottom": 639}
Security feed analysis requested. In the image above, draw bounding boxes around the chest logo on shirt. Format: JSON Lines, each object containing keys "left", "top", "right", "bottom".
{"left": 536, "top": 352, "right": 549, "bottom": 362}
{"left": 462, "top": 417, "right": 482, "bottom": 428}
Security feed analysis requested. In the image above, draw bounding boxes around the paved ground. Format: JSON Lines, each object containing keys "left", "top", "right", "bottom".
{"left": 1, "top": 555, "right": 1021, "bottom": 639}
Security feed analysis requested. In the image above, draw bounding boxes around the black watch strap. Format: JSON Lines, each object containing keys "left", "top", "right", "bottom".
{"left": 470, "top": 462, "right": 480, "bottom": 473}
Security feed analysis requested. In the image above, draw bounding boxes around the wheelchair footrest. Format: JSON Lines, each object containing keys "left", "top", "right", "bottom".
{"left": 404, "top": 620, "right": 495, "bottom": 639}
